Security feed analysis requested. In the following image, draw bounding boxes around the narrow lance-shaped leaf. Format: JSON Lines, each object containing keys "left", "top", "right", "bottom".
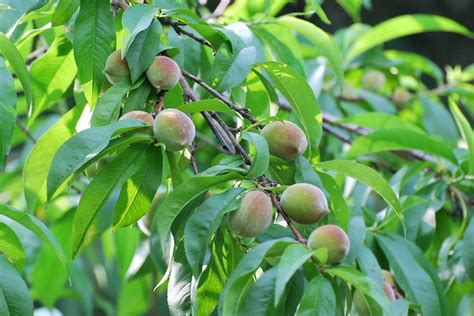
{"left": 121, "top": 4, "right": 157, "bottom": 57}
{"left": 346, "top": 14, "right": 474, "bottom": 61}
{"left": 113, "top": 146, "right": 163, "bottom": 229}
{"left": 0, "top": 222, "right": 24, "bottom": 271}
{"left": 73, "top": 0, "right": 115, "bottom": 106}
{"left": 0, "top": 256, "right": 33, "bottom": 316}
{"left": 317, "top": 160, "right": 403, "bottom": 222}
{"left": 295, "top": 276, "right": 336, "bottom": 316}
{"left": 184, "top": 188, "right": 244, "bottom": 276}
{"left": 243, "top": 132, "right": 269, "bottom": 178}
{"left": 47, "top": 119, "right": 146, "bottom": 199}
{"left": 0, "top": 57, "right": 16, "bottom": 169}
{"left": 30, "top": 35, "right": 77, "bottom": 123}
{"left": 346, "top": 128, "right": 457, "bottom": 164}
{"left": 0, "top": 32, "right": 33, "bottom": 112}
{"left": 0, "top": 205, "right": 69, "bottom": 269}
{"left": 72, "top": 144, "right": 150, "bottom": 256}
{"left": 218, "top": 238, "right": 296, "bottom": 315}
{"left": 274, "top": 244, "right": 314, "bottom": 306}
{"left": 52, "top": 0, "right": 80, "bottom": 26}
{"left": 91, "top": 80, "right": 132, "bottom": 127}
{"left": 449, "top": 98, "right": 474, "bottom": 175}
{"left": 213, "top": 46, "right": 256, "bottom": 92}
{"left": 154, "top": 172, "right": 243, "bottom": 252}
{"left": 260, "top": 61, "right": 322, "bottom": 158}
{"left": 327, "top": 266, "right": 393, "bottom": 316}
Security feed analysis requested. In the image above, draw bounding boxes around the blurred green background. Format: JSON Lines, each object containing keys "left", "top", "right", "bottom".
{"left": 206, "top": 0, "right": 474, "bottom": 67}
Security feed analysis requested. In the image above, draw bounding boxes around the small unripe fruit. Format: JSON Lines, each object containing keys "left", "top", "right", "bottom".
{"left": 392, "top": 87, "right": 411, "bottom": 105}
{"left": 281, "top": 183, "right": 329, "bottom": 224}
{"left": 146, "top": 56, "right": 181, "bottom": 90}
{"left": 119, "top": 111, "right": 154, "bottom": 125}
{"left": 153, "top": 109, "right": 195, "bottom": 152}
{"left": 362, "top": 70, "right": 385, "bottom": 92}
{"left": 104, "top": 50, "right": 130, "bottom": 84}
{"left": 383, "top": 280, "right": 396, "bottom": 301}
{"left": 381, "top": 269, "right": 395, "bottom": 288}
{"left": 84, "top": 159, "right": 108, "bottom": 179}
{"left": 228, "top": 191, "right": 273, "bottom": 237}
{"left": 261, "top": 121, "right": 308, "bottom": 161}
{"left": 307, "top": 225, "right": 350, "bottom": 264}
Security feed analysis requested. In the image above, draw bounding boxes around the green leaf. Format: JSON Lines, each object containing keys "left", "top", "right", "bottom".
{"left": 168, "top": 9, "right": 228, "bottom": 50}
{"left": 338, "top": 112, "right": 425, "bottom": 134}
{"left": 184, "top": 188, "right": 244, "bottom": 276}
{"left": 274, "top": 244, "right": 313, "bottom": 306}
{"left": 317, "top": 160, "right": 403, "bottom": 221}
{"left": 0, "top": 255, "right": 33, "bottom": 316}
{"left": 0, "top": 205, "right": 68, "bottom": 269}
{"left": 0, "top": 222, "right": 24, "bottom": 271}
{"left": 243, "top": 132, "right": 269, "bottom": 178}
{"left": 126, "top": 20, "right": 162, "bottom": 82}
{"left": 238, "top": 267, "right": 278, "bottom": 316}
{"left": 30, "top": 35, "right": 77, "bottom": 122}
{"left": 277, "top": 16, "right": 343, "bottom": 86}
{"left": 175, "top": 99, "right": 238, "bottom": 117}
{"left": 385, "top": 50, "right": 443, "bottom": 83}
{"left": 24, "top": 104, "right": 85, "bottom": 211}
{"left": 449, "top": 98, "right": 474, "bottom": 175}
{"left": 72, "top": 144, "right": 150, "bottom": 256}
{"left": 52, "top": 0, "right": 80, "bottom": 26}
{"left": 318, "top": 171, "right": 349, "bottom": 232}
{"left": 305, "top": 0, "right": 331, "bottom": 25}
{"left": 213, "top": 47, "right": 256, "bottom": 92}
{"left": 113, "top": 146, "right": 163, "bottom": 229}
{"left": 0, "top": 57, "right": 16, "bottom": 170}
{"left": 218, "top": 238, "right": 295, "bottom": 316}
{"left": 73, "top": 0, "right": 115, "bottom": 106}
{"left": 346, "top": 129, "right": 458, "bottom": 164}
{"left": 375, "top": 233, "right": 448, "bottom": 316}
{"left": 295, "top": 276, "right": 336, "bottom": 316}
{"left": 327, "top": 266, "right": 393, "bottom": 315}
{"left": 47, "top": 119, "right": 146, "bottom": 199}
{"left": 123, "top": 81, "right": 153, "bottom": 112}
{"left": 420, "top": 97, "right": 458, "bottom": 144}
{"left": 155, "top": 172, "right": 243, "bottom": 252}
{"left": 261, "top": 61, "right": 322, "bottom": 157}
{"left": 0, "top": 32, "right": 33, "bottom": 112}
{"left": 91, "top": 80, "right": 132, "bottom": 127}
{"left": 346, "top": 14, "right": 474, "bottom": 61}
{"left": 462, "top": 219, "right": 474, "bottom": 281}
{"left": 121, "top": 4, "right": 157, "bottom": 57}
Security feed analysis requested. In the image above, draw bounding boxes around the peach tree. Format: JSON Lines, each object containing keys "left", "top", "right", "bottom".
{"left": 0, "top": 0, "right": 473, "bottom": 315}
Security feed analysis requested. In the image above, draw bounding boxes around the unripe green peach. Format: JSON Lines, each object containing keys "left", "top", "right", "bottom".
{"left": 392, "top": 87, "right": 411, "bottom": 105}
{"left": 228, "top": 191, "right": 273, "bottom": 238}
{"left": 146, "top": 56, "right": 181, "bottom": 90}
{"left": 104, "top": 50, "right": 130, "bottom": 84}
{"left": 281, "top": 183, "right": 329, "bottom": 224}
{"left": 153, "top": 109, "right": 195, "bottom": 152}
{"left": 261, "top": 121, "right": 308, "bottom": 161}
{"left": 119, "top": 111, "right": 154, "bottom": 125}
{"left": 383, "top": 280, "right": 396, "bottom": 301}
{"left": 307, "top": 225, "right": 350, "bottom": 264}
{"left": 84, "top": 159, "right": 107, "bottom": 179}
{"left": 381, "top": 269, "right": 395, "bottom": 288}
{"left": 362, "top": 70, "right": 385, "bottom": 92}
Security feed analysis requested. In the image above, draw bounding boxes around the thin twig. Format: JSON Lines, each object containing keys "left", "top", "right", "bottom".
{"left": 16, "top": 118, "right": 36, "bottom": 144}
{"left": 161, "top": 18, "right": 212, "bottom": 48}
{"left": 182, "top": 69, "right": 260, "bottom": 125}
{"left": 190, "top": 142, "right": 199, "bottom": 175}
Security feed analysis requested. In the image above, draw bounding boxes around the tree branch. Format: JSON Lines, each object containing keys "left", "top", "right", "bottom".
{"left": 16, "top": 118, "right": 36, "bottom": 144}
{"left": 160, "top": 18, "right": 212, "bottom": 49}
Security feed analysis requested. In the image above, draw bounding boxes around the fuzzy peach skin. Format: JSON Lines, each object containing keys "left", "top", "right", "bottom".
{"left": 146, "top": 56, "right": 181, "bottom": 90}
{"left": 307, "top": 224, "right": 350, "bottom": 264}
{"left": 153, "top": 109, "right": 195, "bottom": 152}
{"left": 104, "top": 50, "right": 130, "bottom": 84}
{"left": 281, "top": 183, "right": 329, "bottom": 224}
{"left": 227, "top": 191, "right": 273, "bottom": 238}
{"left": 260, "top": 120, "right": 308, "bottom": 161}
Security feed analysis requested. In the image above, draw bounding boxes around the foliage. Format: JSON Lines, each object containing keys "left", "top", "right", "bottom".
{"left": 0, "top": 0, "right": 473, "bottom": 315}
